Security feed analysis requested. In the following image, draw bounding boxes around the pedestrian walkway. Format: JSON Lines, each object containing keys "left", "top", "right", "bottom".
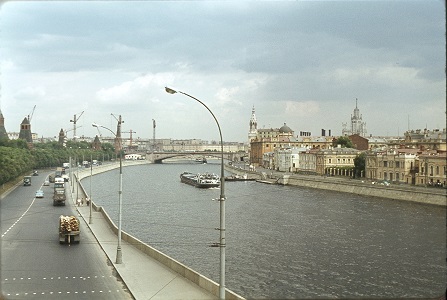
{"left": 67, "top": 186, "right": 218, "bottom": 299}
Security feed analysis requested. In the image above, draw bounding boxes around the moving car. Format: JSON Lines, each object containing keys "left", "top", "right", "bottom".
{"left": 35, "top": 190, "right": 44, "bottom": 198}
{"left": 43, "top": 180, "right": 50, "bottom": 186}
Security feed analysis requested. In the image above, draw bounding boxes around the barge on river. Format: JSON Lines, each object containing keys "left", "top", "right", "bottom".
{"left": 225, "top": 174, "right": 256, "bottom": 182}
{"left": 180, "top": 172, "right": 220, "bottom": 188}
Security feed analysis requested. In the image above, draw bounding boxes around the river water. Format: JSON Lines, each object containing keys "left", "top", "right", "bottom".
{"left": 84, "top": 160, "right": 446, "bottom": 299}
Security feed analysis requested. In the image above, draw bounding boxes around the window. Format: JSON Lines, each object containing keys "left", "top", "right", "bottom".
{"left": 395, "top": 161, "right": 400, "bottom": 168}
{"left": 383, "top": 161, "right": 388, "bottom": 167}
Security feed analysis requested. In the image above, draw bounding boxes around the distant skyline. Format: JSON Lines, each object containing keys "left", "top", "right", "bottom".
{"left": 1, "top": 1, "right": 445, "bottom": 142}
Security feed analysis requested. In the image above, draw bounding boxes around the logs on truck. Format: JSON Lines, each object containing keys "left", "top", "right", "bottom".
{"left": 59, "top": 215, "right": 80, "bottom": 244}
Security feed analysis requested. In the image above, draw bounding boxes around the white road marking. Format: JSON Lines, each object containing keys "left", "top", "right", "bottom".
{"left": 1, "top": 196, "right": 37, "bottom": 237}
{"left": 2, "top": 274, "right": 126, "bottom": 297}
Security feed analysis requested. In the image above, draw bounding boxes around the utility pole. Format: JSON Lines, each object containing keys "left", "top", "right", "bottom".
{"left": 152, "top": 119, "right": 156, "bottom": 152}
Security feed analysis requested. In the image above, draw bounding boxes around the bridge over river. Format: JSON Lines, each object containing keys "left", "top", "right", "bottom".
{"left": 146, "top": 151, "right": 244, "bottom": 164}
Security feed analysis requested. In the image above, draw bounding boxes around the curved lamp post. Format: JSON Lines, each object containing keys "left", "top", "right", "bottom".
{"left": 165, "top": 87, "right": 226, "bottom": 300}
{"left": 92, "top": 122, "right": 124, "bottom": 264}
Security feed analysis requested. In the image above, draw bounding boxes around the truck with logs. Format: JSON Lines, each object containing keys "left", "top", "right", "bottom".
{"left": 59, "top": 215, "right": 80, "bottom": 244}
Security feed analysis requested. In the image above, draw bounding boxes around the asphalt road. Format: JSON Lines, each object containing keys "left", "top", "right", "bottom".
{"left": 1, "top": 171, "right": 133, "bottom": 299}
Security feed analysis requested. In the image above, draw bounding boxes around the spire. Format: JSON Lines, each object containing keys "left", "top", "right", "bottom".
{"left": 248, "top": 105, "right": 258, "bottom": 143}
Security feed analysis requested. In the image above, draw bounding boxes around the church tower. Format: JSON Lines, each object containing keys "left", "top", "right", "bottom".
{"left": 0, "top": 108, "right": 8, "bottom": 140}
{"left": 92, "top": 135, "right": 102, "bottom": 150}
{"left": 58, "top": 128, "right": 65, "bottom": 145}
{"left": 248, "top": 105, "right": 258, "bottom": 143}
{"left": 19, "top": 116, "right": 33, "bottom": 143}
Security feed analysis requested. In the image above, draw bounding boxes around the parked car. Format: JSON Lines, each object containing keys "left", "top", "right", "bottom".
{"left": 35, "top": 190, "right": 44, "bottom": 198}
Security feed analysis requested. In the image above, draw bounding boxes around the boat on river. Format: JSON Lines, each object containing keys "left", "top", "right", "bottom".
{"left": 180, "top": 172, "right": 220, "bottom": 188}
{"left": 194, "top": 157, "right": 207, "bottom": 164}
{"left": 225, "top": 174, "right": 256, "bottom": 182}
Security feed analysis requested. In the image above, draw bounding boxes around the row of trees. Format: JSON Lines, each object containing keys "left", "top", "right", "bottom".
{"left": 0, "top": 138, "right": 119, "bottom": 185}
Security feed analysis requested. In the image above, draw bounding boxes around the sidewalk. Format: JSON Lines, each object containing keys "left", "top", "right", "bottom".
{"left": 68, "top": 181, "right": 218, "bottom": 299}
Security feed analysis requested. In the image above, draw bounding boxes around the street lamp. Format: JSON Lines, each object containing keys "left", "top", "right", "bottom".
{"left": 165, "top": 87, "right": 226, "bottom": 300}
{"left": 89, "top": 154, "right": 93, "bottom": 224}
{"left": 92, "top": 122, "right": 124, "bottom": 264}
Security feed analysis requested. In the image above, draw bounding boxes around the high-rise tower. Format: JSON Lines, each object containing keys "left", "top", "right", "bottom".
{"left": 342, "top": 99, "right": 367, "bottom": 137}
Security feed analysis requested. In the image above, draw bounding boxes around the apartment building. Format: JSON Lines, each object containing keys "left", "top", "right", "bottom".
{"left": 366, "top": 149, "right": 419, "bottom": 184}
{"left": 404, "top": 128, "right": 446, "bottom": 151}
{"left": 316, "top": 147, "right": 359, "bottom": 176}
{"left": 416, "top": 152, "right": 447, "bottom": 186}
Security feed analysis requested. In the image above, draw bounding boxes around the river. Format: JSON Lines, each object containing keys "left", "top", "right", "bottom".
{"left": 84, "top": 160, "right": 446, "bottom": 299}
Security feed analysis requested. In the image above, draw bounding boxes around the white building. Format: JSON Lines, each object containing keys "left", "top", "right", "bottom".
{"left": 275, "top": 147, "right": 309, "bottom": 172}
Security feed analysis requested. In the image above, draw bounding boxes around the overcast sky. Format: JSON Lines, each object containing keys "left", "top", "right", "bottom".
{"left": 1, "top": 1, "right": 445, "bottom": 143}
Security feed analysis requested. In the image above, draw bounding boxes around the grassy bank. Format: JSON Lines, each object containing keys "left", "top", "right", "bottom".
{"left": 0, "top": 175, "right": 25, "bottom": 199}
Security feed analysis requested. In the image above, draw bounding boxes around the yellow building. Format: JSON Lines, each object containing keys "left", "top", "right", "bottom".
{"left": 416, "top": 152, "right": 447, "bottom": 187}
{"left": 403, "top": 128, "right": 446, "bottom": 151}
{"left": 365, "top": 148, "right": 446, "bottom": 187}
{"left": 316, "top": 147, "right": 359, "bottom": 176}
{"left": 249, "top": 123, "right": 295, "bottom": 166}
{"left": 366, "top": 149, "right": 419, "bottom": 184}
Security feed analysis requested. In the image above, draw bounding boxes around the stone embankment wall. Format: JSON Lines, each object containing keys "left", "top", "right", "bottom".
{"left": 225, "top": 165, "right": 446, "bottom": 206}
{"left": 76, "top": 161, "right": 244, "bottom": 300}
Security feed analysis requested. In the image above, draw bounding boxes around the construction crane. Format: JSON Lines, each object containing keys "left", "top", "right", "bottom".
{"left": 70, "top": 111, "right": 84, "bottom": 141}
{"left": 122, "top": 129, "right": 136, "bottom": 150}
{"left": 28, "top": 105, "right": 36, "bottom": 122}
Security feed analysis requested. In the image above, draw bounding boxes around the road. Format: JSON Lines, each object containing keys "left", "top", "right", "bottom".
{"left": 1, "top": 171, "right": 133, "bottom": 299}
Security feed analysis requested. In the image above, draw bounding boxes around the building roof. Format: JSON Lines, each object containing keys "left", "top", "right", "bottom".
{"left": 279, "top": 123, "right": 293, "bottom": 133}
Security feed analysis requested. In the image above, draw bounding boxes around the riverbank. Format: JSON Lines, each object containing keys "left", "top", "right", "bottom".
{"left": 225, "top": 164, "right": 446, "bottom": 206}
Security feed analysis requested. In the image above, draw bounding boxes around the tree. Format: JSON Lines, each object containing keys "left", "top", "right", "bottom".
{"left": 354, "top": 152, "right": 366, "bottom": 178}
{"left": 333, "top": 136, "right": 354, "bottom": 148}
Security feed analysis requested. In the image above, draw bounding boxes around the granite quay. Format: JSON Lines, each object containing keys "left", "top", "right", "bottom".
{"left": 225, "top": 164, "right": 446, "bottom": 206}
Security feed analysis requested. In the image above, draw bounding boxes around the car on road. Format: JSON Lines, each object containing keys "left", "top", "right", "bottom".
{"left": 35, "top": 190, "right": 44, "bottom": 198}
{"left": 43, "top": 180, "right": 50, "bottom": 186}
